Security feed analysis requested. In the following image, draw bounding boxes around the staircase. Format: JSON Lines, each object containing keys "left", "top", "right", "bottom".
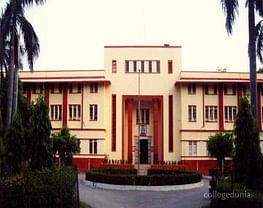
{"left": 137, "top": 164, "right": 151, "bottom": 175}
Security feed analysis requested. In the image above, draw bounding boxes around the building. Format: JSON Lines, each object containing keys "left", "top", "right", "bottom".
{"left": 19, "top": 45, "right": 263, "bottom": 174}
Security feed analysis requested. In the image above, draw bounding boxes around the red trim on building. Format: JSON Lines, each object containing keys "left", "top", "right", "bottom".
{"left": 168, "top": 95, "right": 173, "bottom": 152}
{"left": 258, "top": 87, "right": 262, "bottom": 130}
{"left": 72, "top": 158, "right": 104, "bottom": 172}
{"left": 153, "top": 99, "right": 159, "bottom": 163}
{"left": 127, "top": 99, "right": 133, "bottom": 162}
{"left": 112, "top": 94, "right": 117, "bottom": 152}
{"left": 81, "top": 83, "right": 84, "bottom": 128}
{"left": 62, "top": 84, "right": 68, "bottom": 127}
{"left": 26, "top": 87, "right": 31, "bottom": 103}
{"left": 237, "top": 85, "right": 241, "bottom": 108}
{"left": 161, "top": 97, "right": 164, "bottom": 161}
{"left": 180, "top": 129, "right": 231, "bottom": 132}
{"left": 44, "top": 84, "right": 49, "bottom": 106}
{"left": 21, "top": 76, "right": 106, "bottom": 80}
{"left": 202, "top": 85, "right": 205, "bottom": 127}
{"left": 52, "top": 128, "right": 106, "bottom": 131}
{"left": 218, "top": 85, "right": 224, "bottom": 130}
{"left": 122, "top": 96, "right": 125, "bottom": 160}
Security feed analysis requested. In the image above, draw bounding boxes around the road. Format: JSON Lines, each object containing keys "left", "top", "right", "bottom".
{"left": 78, "top": 174, "right": 210, "bottom": 208}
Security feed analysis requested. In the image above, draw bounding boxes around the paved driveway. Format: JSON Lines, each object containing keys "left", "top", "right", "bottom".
{"left": 78, "top": 174, "right": 210, "bottom": 208}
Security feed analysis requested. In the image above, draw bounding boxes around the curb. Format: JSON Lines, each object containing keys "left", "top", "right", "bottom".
{"left": 83, "top": 179, "right": 204, "bottom": 191}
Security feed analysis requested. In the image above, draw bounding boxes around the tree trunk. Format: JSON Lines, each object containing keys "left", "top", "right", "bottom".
{"left": 248, "top": 0, "right": 257, "bottom": 121}
{"left": 6, "top": 18, "right": 15, "bottom": 126}
{"left": 13, "top": 35, "right": 19, "bottom": 113}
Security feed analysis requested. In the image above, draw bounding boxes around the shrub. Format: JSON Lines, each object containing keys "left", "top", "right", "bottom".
{"left": 86, "top": 169, "right": 202, "bottom": 186}
{"left": 148, "top": 169, "right": 188, "bottom": 175}
{"left": 91, "top": 168, "right": 137, "bottom": 175}
{"left": 0, "top": 166, "right": 78, "bottom": 208}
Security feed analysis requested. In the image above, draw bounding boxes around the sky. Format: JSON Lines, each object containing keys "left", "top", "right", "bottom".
{"left": 0, "top": 0, "right": 260, "bottom": 72}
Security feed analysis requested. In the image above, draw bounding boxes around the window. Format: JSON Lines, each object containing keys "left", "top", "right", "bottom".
{"left": 168, "top": 60, "right": 173, "bottom": 73}
{"left": 188, "top": 84, "right": 196, "bottom": 95}
{"left": 188, "top": 105, "right": 196, "bottom": 122}
{"left": 69, "top": 83, "right": 81, "bottom": 94}
{"left": 205, "top": 106, "right": 218, "bottom": 122}
{"left": 240, "top": 85, "right": 247, "bottom": 96}
{"left": 189, "top": 141, "right": 197, "bottom": 156}
{"left": 125, "top": 61, "right": 129, "bottom": 72}
{"left": 225, "top": 106, "right": 237, "bottom": 122}
{"left": 141, "top": 61, "right": 145, "bottom": 72}
{"left": 224, "top": 85, "right": 236, "bottom": 95}
{"left": 204, "top": 85, "right": 217, "bottom": 95}
{"left": 69, "top": 104, "right": 81, "bottom": 120}
{"left": 89, "top": 104, "right": 98, "bottom": 121}
{"left": 90, "top": 83, "right": 98, "bottom": 93}
{"left": 133, "top": 61, "right": 137, "bottom": 72}
{"left": 32, "top": 85, "right": 43, "bottom": 94}
{"left": 51, "top": 84, "right": 62, "bottom": 94}
{"left": 50, "top": 105, "right": 62, "bottom": 121}
{"left": 136, "top": 109, "right": 150, "bottom": 125}
{"left": 156, "top": 61, "right": 160, "bottom": 73}
{"left": 112, "top": 60, "right": 117, "bottom": 73}
{"left": 149, "top": 61, "right": 152, "bottom": 72}
{"left": 89, "top": 139, "right": 98, "bottom": 154}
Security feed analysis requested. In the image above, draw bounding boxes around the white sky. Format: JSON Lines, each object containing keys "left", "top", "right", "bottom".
{"left": 1, "top": 0, "right": 261, "bottom": 72}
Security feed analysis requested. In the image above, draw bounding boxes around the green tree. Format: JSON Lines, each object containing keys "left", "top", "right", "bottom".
{"left": 4, "top": 112, "right": 24, "bottom": 174}
{"left": 51, "top": 127, "right": 80, "bottom": 166}
{"left": 233, "top": 96, "right": 263, "bottom": 190}
{"left": 207, "top": 132, "right": 233, "bottom": 174}
{"left": 220, "top": 0, "right": 263, "bottom": 120}
{"left": 0, "top": 0, "right": 44, "bottom": 126}
{"left": 29, "top": 96, "right": 53, "bottom": 170}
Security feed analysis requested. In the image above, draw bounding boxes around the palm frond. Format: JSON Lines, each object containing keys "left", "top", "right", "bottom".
{"left": 256, "top": 20, "right": 263, "bottom": 63}
{"left": 17, "top": 15, "right": 39, "bottom": 70}
{"left": 220, "top": 0, "right": 239, "bottom": 35}
{"left": 255, "top": 0, "right": 263, "bottom": 17}
{"left": 19, "top": 0, "right": 45, "bottom": 7}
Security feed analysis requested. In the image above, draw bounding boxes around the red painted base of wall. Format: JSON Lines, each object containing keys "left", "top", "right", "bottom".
{"left": 182, "top": 160, "right": 232, "bottom": 175}
{"left": 72, "top": 158, "right": 104, "bottom": 173}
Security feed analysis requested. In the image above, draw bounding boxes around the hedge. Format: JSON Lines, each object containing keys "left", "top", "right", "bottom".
{"left": 0, "top": 166, "right": 78, "bottom": 208}
{"left": 91, "top": 168, "right": 137, "bottom": 175}
{"left": 86, "top": 170, "right": 202, "bottom": 186}
{"left": 148, "top": 169, "right": 188, "bottom": 175}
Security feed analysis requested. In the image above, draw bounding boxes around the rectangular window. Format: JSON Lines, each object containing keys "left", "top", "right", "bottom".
{"left": 141, "top": 61, "right": 144, "bottom": 72}
{"left": 168, "top": 95, "right": 173, "bottom": 152}
{"left": 224, "top": 106, "right": 237, "bottom": 122}
{"left": 32, "top": 85, "right": 43, "bottom": 94}
{"left": 136, "top": 109, "right": 150, "bottom": 125}
{"left": 156, "top": 61, "right": 160, "bottom": 73}
{"left": 125, "top": 61, "right": 129, "bottom": 73}
{"left": 69, "top": 83, "right": 81, "bottom": 94}
{"left": 188, "top": 105, "right": 197, "bottom": 122}
{"left": 204, "top": 85, "right": 217, "bottom": 95}
{"left": 89, "top": 139, "right": 98, "bottom": 154}
{"left": 133, "top": 61, "right": 137, "bottom": 72}
{"left": 188, "top": 84, "right": 196, "bottom": 95}
{"left": 149, "top": 61, "right": 152, "bottom": 73}
{"left": 189, "top": 141, "right": 197, "bottom": 156}
{"left": 51, "top": 84, "right": 62, "bottom": 94}
{"left": 205, "top": 106, "right": 218, "bottom": 122}
{"left": 69, "top": 104, "right": 81, "bottom": 120}
{"left": 112, "top": 60, "right": 117, "bottom": 73}
{"left": 168, "top": 60, "right": 173, "bottom": 73}
{"left": 89, "top": 104, "right": 98, "bottom": 121}
{"left": 90, "top": 83, "right": 98, "bottom": 93}
{"left": 50, "top": 105, "right": 62, "bottom": 121}
{"left": 224, "top": 84, "right": 237, "bottom": 95}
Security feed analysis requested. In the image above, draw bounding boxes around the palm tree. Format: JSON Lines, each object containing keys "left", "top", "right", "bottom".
{"left": 0, "top": 0, "right": 44, "bottom": 126}
{"left": 220, "top": 0, "right": 263, "bottom": 121}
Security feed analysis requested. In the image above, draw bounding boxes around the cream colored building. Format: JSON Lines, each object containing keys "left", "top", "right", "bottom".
{"left": 19, "top": 45, "right": 263, "bottom": 174}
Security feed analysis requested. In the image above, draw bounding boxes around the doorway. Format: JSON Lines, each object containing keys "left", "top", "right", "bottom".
{"left": 140, "top": 139, "right": 148, "bottom": 164}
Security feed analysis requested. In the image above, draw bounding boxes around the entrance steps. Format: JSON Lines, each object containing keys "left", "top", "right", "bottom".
{"left": 137, "top": 164, "right": 151, "bottom": 175}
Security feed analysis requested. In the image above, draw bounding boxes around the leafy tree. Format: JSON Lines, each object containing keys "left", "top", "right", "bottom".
{"left": 4, "top": 112, "right": 24, "bottom": 174}
{"left": 207, "top": 132, "right": 233, "bottom": 173}
{"left": 0, "top": 0, "right": 44, "bottom": 126}
{"left": 51, "top": 127, "right": 80, "bottom": 166}
{"left": 29, "top": 96, "right": 53, "bottom": 170}
{"left": 233, "top": 96, "right": 263, "bottom": 190}
{"left": 220, "top": 0, "right": 263, "bottom": 120}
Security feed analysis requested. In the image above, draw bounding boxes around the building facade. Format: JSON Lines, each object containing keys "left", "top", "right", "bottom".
{"left": 19, "top": 45, "right": 263, "bottom": 174}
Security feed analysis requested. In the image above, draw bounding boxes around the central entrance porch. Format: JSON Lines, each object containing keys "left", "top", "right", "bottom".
{"left": 122, "top": 95, "right": 163, "bottom": 164}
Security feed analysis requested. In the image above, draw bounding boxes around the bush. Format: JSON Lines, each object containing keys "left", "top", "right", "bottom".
{"left": 148, "top": 169, "right": 188, "bottom": 175}
{"left": 86, "top": 169, "right": 202, "bottom": 186}
{"left": 210, "top": 178, "right": 263, "bottom": 208}
{"left": 91, "top": 168, "right": 137, "bottom": 175}
{"left": 0, "top": 166, "right": 78, "bottom": 208}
